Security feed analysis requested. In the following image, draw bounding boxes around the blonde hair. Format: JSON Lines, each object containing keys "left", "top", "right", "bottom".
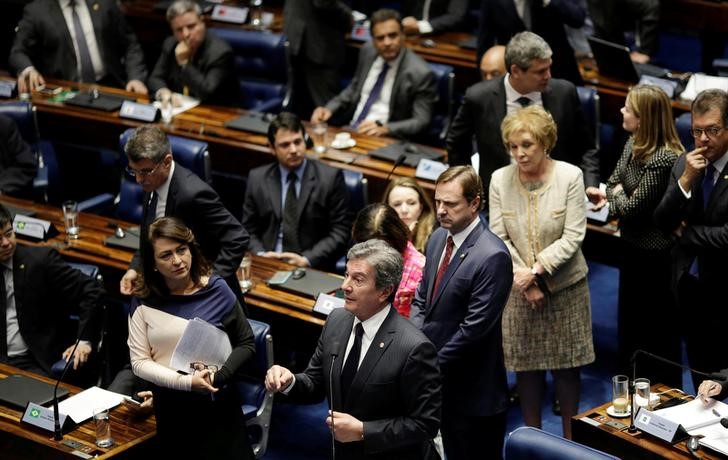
{"left": 500, "top": 105, "right": 558, "bottom": 154}
{"left": 627, "top": 85, "right": 685, "bottom": 163}
{"left": 383, "top": 177, "right": 435, "bottom": 253}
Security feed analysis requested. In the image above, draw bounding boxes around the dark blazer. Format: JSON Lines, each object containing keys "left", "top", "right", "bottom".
{"left": 0, "top": 116, "right": 36, "bottom": 198}
{"left": 9, "top": 0, "right": 147, "bottom": 87}
{"left": 411, "top": 223, "right": 513, "bottom": 416}
{"left": 401, "top": 0, "right": 469, "bottom": 34}
{"left": 325, "top": 44, "right": 437, "bottom": 139}
{"left": 12, "top": 246, "right": 103, "bottom": 375}
{"left": 241, "top": 160, "right": 351, "bottom": 272}
{"left": 654, "top": 155, "right": 728, "bottom": 289}
{"left": 132, "top": 164, "right": 248, "bottom": 293}
{"left": 477, "top": 0, "right": 585, "bottom": 84}
{"left": 283, "top": 0, "right": 352, "bottom": 67}
{"left": 287, "top": 306, "right": 441, "bottom": 460}
{"left": 446, "top": 76, "right": 599, "bottom": 194}
{"left": 148, "top": 31, "right": 241, "bottom": 107}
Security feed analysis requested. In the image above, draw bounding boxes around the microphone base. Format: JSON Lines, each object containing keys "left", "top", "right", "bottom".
{"left": 628, "top": 425, "right": 638, "bottom": 434}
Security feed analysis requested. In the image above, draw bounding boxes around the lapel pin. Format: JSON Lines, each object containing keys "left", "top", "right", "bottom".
{"left": 460, "top": 253, "right": 465, "bottom": 259}
{"left": 379, "top": 342, "right": 384, "bottom": 348}
{"left": 19, "top": 264, "right": 24, "bottom": 270}
{"left": 93, "top": 3, "right": 99, "bottom": 11}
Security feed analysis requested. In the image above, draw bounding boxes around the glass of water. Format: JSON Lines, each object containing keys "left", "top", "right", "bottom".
{"left": 237, "top": 252, "right": 253, "bottom": 292}
{"left": 311, "top": 122, "right": 328, "bottom": 155}
{"left": 634, "top": 378, "right": 651, "bottom": 411}
{"left": 93, "top": 407, "right": 114, "bottom": 448}
{"left": 62, "top": 200, "right": 79, "bottom": 239}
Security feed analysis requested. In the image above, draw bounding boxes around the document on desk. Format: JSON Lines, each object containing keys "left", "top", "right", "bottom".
{"left": 58, "top": 386, "right": 125, "bottom": 423}
{"left": 170, "top": 317, "right": 232, "bottom": 373}
{"left": 655, "top": 398, "right": 727, "bottom": 431}
{"left": 152, "top": 94, "right": 200, "bottom": 117}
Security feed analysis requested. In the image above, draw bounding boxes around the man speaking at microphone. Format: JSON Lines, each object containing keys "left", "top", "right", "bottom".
{"left": 0, "top": 204, "right": 103, "bottom": 378}
{"left": 265, "top": 240, "right": 441, "bottom": 459}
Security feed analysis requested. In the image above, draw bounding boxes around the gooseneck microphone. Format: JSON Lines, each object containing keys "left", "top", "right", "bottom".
{"left": 54, "top": 334, "right": 85, "bottom": 440}
{"left": 386, "top": 154, "right": 407, "bottom": 182}
{"left": 329, "top": 342, "right": 340, "bottom": 460}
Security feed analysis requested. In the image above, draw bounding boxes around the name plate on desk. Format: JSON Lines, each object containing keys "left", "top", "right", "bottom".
{"left": 119, "top": 100, "right": 160, "bottom": 122}
{"left": 22, "top": 402, "right": 73, "bottom": 433}
{"left": 313, "top": 293, "right": 345, "bottom": 316}
{"left": 416, "top": 158, "right": 448, "bottom": 181}
{"left": 634, "top": 408, "right": 689, "bottom": 443}
{"left": 0, "top": 80, "right": 17, "bottom": 98}
{"left": 13, "top": 215, "right": 58, "bottom": 241}
{"left": 211, "top": 5, "right": 248, "bottom": 23}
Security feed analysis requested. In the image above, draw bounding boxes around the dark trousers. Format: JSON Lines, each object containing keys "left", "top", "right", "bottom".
{"left": 441, "top": 409, "right": 507, "bottom": 460}
{"left": 289, "top": 53, "right": 341, "bottom": 119}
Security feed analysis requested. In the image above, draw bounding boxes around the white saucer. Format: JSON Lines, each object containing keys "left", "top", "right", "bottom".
{"left": 331, "top": 139, "right": 356, "bottom": 149}
{"left": 606, "top": 405, "right": 631, "bottom": 418}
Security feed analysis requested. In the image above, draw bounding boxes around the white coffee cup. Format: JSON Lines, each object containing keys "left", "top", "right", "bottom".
{"left": 334, "top": 132, "right": 351, "bottom": 145}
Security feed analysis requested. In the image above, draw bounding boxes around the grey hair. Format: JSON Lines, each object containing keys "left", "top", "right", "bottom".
{"left": 166, "top": 0, "right": 201, "bottom": 22}
{"left": 504, "top": 31, "right": 553, "bottom": 71}
{"left": 124, "top": 125, "right": 171, "bottom": 163}
{"left": 347, "top": 239, "right": 403, "bottom": 298}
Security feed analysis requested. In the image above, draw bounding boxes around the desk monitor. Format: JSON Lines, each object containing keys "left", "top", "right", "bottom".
{"left": 0, "top": 374, "right": 69, "bottom": 410}
{"left": 587, "top": 36, "right": 641, "bottom": 83}
{"left": 270, "top": 269, "right": 342, "bottom": 300}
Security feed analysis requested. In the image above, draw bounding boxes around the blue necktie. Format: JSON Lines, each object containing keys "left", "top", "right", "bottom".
{"left": 702, "top": 164, "right": 716, "bottom": 210}
{"left": 352, "top": 62, "right": 390, "bottom": 127}
{"left": 70, "top": 0, "right": 96, "bottom": 83}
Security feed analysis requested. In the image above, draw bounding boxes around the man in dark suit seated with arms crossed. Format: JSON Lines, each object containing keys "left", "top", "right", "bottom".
{"left": 0, "top": 115, "right": 37, "bottom": 199}
{"left": 310, "top": 8, "right": 437, "bottom": 140}
{"left": 410, "top": 165, "right": 513, "bottom": 460}
{"left": 9, "top": 0, "right": 148, "bottom": 94}
{"left": 242, "top": 112, "right": 351, "bottom": 271}
{"left": 447, "top": 31, "right": 603, "bottom": 209}
{"left": 0, "top": 204, "right": 103, "bottom": 377}
{"left": 266, "top": 239, "right": 442, "bottom": 459}
{"left": 148, "top": 0, "right": 241, "bottom": 107}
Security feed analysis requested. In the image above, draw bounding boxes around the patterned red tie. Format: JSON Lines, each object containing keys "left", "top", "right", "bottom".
{"left": 432, "top": 236, "right": 454, "bottom": 297}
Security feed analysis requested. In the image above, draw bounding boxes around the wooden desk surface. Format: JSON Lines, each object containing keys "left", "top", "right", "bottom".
{"left": 573, "top": 385, "right": 722, "bottom": 459}
{"left": 0, "top": 363, "right": 156, "bottom": 460}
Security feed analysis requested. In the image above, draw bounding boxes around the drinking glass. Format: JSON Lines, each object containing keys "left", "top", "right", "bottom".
{"left": 237, "top": 252, "right": 253, "bottom": 292}
{"left": 311, "top": 122, "right": 328, "bottom": 155}
{"left": 93, "top": 407, "right": 114, "bottom": 448}
{"left": 634, "top": 378, "right": 650, "bottom": 410}
{"left": 62, "top": 200, "right": 79, "bottom": 239}
{"left": 612, "top": 374, "right": 630, "bottom": 415}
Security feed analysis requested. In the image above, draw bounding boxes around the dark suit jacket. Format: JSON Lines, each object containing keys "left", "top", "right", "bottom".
{"left": 411, "top": 223, "right": 513, "bottom": 416}
{"left": 446, "top": 76, "right": 599, "bottom": 194}
{"left": 132, "top": 164, "right": 248, "bottom": 291}
{"left": 148, "top": 31, "right": 241, "bottom": 107}
{"left": 283, "top": 0, "right": 352, "bottom": 67}
{"left": 12, "top": 246, "right": 103, "bottom": 375}
{"left": 477, "top": 0, "right": 585, "bottom": 84}
{"left": 654, "top": 154, "right": 728, "bottom": 290}
{"left": 402, "top": 0, "right": 469, "bottom": 34}
{"left": 325, "top": 44, "right": 437, "bottom": 139}
{"left": 241, "top": 160, "right": 351, "bottom": 271}
{"left": 0, "top": 116, "right": 36, "bottom": 198}
{"left": 9, "top": 0, "right": 147, "bottom": 87}
{"left": 287, "top": 307, "right": 441, "bottom": 460}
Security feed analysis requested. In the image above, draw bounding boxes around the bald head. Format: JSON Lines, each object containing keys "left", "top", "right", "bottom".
{"left": 480, "top": 45, "right": 506, "bottom": 81}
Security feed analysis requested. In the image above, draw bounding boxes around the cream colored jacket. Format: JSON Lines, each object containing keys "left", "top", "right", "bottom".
{"left": 489, "top": 160, "right": 588, "bottom": 294}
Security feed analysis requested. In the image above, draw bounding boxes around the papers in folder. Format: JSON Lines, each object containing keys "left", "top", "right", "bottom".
{"left": 170, "top": 317, "right": 232, "bottom": 373}
{"left": 656, "top": 398, "right": 728, "bottom": 455}
{"left": 58, "top": 386, "right": 125, "bottom": 423}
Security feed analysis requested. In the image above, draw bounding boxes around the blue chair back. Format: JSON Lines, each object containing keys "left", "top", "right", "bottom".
{"left": 209, "top": 28, "right": 291, "bottom": 113}
{"left": 576, "top": 86, "right": 600, "bottom": 148}
{"left": 425, "top": 62, "right": 455, "bottom": 146}
{"left": 0, "top": 101, "right": 38, "bottom": 143}
{"left": 343, "top": 170, "right": 368, "bottom": 215}
{"left": 504, "top": 427, "right": 620, "bottom": 460}
{"left": 676, "top": 112, "right": 694, "bottom": 151}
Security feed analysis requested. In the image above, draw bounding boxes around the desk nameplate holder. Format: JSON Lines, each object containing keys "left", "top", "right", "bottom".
{"left": 119, "top": 100, "right": 160, "bottom": 122}
{"left": 415, "top": 158, "right": 448, "bottom": 181}
{"left": 634, "top": 407, "right": 689, "bottom": 443}
{"left": 313, "top": 293, "right": 345, "bottom": 316}
{"left": 211, "top": 5, "right": 248, "bottom": 23}
{"left": 13, "top": 215, "right": 59, "bottom": 241}
{"left": 21, "top": 402, "right": 75, "bottom": 433}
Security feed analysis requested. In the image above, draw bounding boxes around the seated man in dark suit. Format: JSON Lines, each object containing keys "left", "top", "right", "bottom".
{"left": 0, "top": 204, "right": 103, "bottom": 377}
{"left": 401, "top": 0, "right": 468, "bottom": 35}
{"left": 9, "top": 0, "right": 148, "bottom": 94}
{"left": 0, "top": 115, "right": 37, "bottom": 198}
{"left": 242, "top": 112, "right": 351, "bottom": 271}
{"left": 447, "top": 31, "right": 603, "bottom": 209}
{"left": 311, "top": 8, "right": 437, "bottom": 140}
{"left": 148, "top": 0, "right": 241, "bottom": 107}
{"left": 266, "top": 239, "right": 442, "bottom": 459}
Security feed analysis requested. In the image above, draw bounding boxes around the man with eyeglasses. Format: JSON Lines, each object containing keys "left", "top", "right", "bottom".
{"left": 119, "top": 125, "right": 249, "bottom": 306}
{"left": 0, "top": 203, "right": 103, "bottom": 378}
{"left": 655, "top": 89, "right": 728, "bottom": 389}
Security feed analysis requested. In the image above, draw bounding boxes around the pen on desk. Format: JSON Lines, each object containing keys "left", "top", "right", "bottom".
{"left": 713, "top": 408, "right": 722, "bottom": 418}
{"left": 375, "top": 120, "right": 383, "bottom": 127}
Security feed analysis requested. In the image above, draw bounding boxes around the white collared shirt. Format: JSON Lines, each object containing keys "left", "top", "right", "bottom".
{"left": 350, "top": 51, "right": 403, "bottom": 125}
{"left": 2, "top": 260, "right": 28, "bottom": 357}
{"left": 436, "top": 216, "right": 481, "bottom": 269}
{"left": 504, "top": 73, "right": 543, "bottom": 115}
{"left": 153, "top": 161, "right": 175, "bottom": 219}
{"left": 58, "top": 0, "right": 105, "bottom": 81}
{"left": 342, "top": 305, "right": 391, "bottom": 369}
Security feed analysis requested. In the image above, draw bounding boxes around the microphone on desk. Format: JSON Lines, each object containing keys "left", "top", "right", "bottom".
{"left": 329, "top": 342, "right": 340, "bottom": 460}
{"left": 54, "top": 321, "right": 91, "bottom": 440}
{"left": 386, "top": 154, "right": 407, "bottom": 182}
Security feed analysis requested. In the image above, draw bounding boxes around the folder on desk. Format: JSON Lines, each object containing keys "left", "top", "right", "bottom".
{"left": 65, "top": 92, "right": 136, "bottom": 112}
{"left": 369, "top": 143, "right": 445, "bottom": 168}
{"left": 103, "top": 227, "right": 140, "bottom": 251}
{"left": 224, "top": 113, "right": 273, "bottom": 135}
{"left": 270, "top": 270, "right": 343, "bottom": 300}
{"left": 0, "top": 374, "right": 69, "bottom": 410}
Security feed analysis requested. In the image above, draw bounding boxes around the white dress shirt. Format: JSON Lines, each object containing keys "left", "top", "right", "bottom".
{"left": 350, "top": 51, "right": 403, "bottom": 126}
{"left": 58, "top": 0, "right": 105, "bottom": 81}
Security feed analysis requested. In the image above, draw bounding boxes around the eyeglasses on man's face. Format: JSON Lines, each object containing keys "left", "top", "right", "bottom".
{"left": 690, "top": 126, "right": 725, "bottom": 139}
{"left": 125, "top": 161, "right": 162, "bottom": 178}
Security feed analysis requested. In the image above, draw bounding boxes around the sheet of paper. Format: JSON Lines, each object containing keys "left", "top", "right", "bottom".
{"left": 57, "top": 386, "right": 125, "bottom": 423}
{"left": 169, "top": 317, "right": 232, "bottom": 373}
{"left": 681, "top": 73, "right": 728, "bottom": 101}
{"left": 655, "top": 398, "right": 728, "bottom": 431}
{"left": 152, "top": 94, "right": 200, "bottom": 117}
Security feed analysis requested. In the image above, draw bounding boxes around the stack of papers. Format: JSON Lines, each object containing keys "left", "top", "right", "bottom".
{"left": 656, "top": 398, "right": 728, "bottom": 455}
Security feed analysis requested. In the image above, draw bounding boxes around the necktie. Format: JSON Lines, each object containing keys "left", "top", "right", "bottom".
{"left": 516, "top": 96, "right": 531, "bottom": 108}
{"left": 282, "top": 172, "right": 301, "bottom": 253}
{"left": 521, "top": 0, "right": 532, "bottom": 30}
{"left": 702, "top": 163, "right": 716, "bottom": 210}
{"left": 432, "top": 236, "right": 454, "bottom": 297}
{"left": 353, "top": 62, "right": 390, "bottom": 127}
{"left": 0, "top": 266, "right": 8, "bottom": 360}
{"left": 144, "top": 192, "right": 158, "bottom": 228}
{"left": 340, "top": 322, "right": 364, "bottom": 400}
{"left": 70, "top": 0, "right": 96, "bottom": 83}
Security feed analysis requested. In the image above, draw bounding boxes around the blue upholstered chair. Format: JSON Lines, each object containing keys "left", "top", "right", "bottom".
{"left": 209, "top": 28, "right": 291, "bottom": 113}
{"left": 237, "top": 319, "right": 274, "bottom": 459}
{"left": 576, "top": 86, "right": 600, "bottom": 149}
{"left": 335, "top": 170, "right": 368, "bottom": 273}
{"left": 503, "top": 426, "right": 620, "bottom": 460}
{"left": 0, "top": 101, "right": 46, "bottom": 199}
{"left": 676, "top": 112, "right": 694, "bottom": 151}
{"left": 424, "top": 62, "right": 455, "bottom": 147}
{"left": 114, "top": 129, "right": 211, "bottom": 223}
